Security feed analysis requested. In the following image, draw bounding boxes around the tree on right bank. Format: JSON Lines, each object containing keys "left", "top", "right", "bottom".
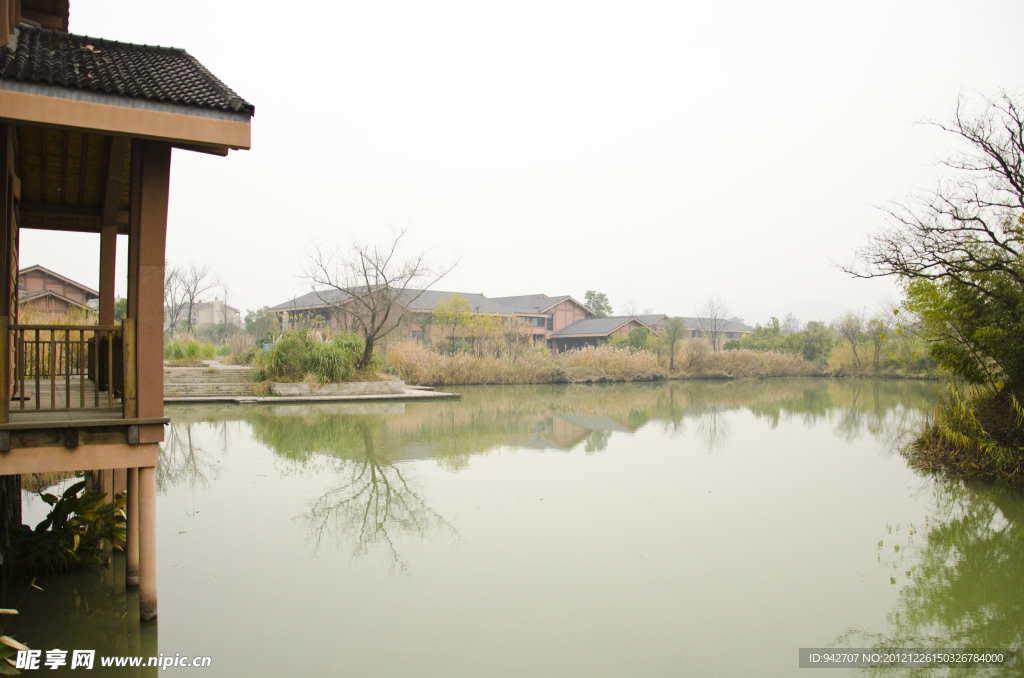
{"left": 847, "top": 90, "right": 1024, "bottom": 486}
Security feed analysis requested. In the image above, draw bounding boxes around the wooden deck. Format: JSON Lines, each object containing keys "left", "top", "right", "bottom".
{"left": 6, "top": 378, "right": 123, "bottom": 427}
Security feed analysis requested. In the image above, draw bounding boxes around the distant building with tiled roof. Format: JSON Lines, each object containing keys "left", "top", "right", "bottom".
{"left": 549, "top": 316, "right": 655, "bottom": 352}
{"left": 269, "top": 289, "right": 594, "bottom": 347}
{"left": 18, "top": 265, "right": 98, "bottom": 316}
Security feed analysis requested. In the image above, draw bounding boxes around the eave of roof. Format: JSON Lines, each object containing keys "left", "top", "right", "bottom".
{"left": 19, "top": 289, "right": 93, "bottom": 310}
{"left": 0, "top": 26, "right": 252, "bottom": 150}
{"left": 18, "top": 264, "right": 99, "bottom": 296}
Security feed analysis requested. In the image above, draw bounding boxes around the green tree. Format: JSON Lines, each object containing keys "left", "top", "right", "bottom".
{"left": 802, "top": 322, "right": 834, "bottom": 364}
{"left": 113, "top": 297, "right": 127, "bottom": 322}
{"left": 850, "top": 92, "right": 1024, "bottom": 392}
{"left": 849, "top": 91, "right": 1024, "bottom": 479}
{"left": 627, "top": 326, "right": 649, "bottom": 350}
{"left": 245, "top": 306, "right": 280, "bottom": 343}
{"left": 833, "top": 310, "right": 865, "bottom": 367}
{"left": 432, "top": 294, "right": 473, "bottom": 354}
{"left": 583, "top": 291, "right": 612, "bottom": 318}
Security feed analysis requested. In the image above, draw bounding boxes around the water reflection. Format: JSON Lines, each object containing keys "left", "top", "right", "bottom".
{"left": 844, "top": 479, "right": 1024, "bottom": 674}
{"left": 300, "top": 419, "right": 458, "bottom": 575}
{"left": 159, "top": 424, "right": 221, "bottom": 493}
{"left": 0, "top": 556, "right": 158, "bottom": 677}
{"left": 158, "top": 380, "right": 937, "bottom": 574}
{"left": 166, "top": 379, "right": 938, "bottom": 467}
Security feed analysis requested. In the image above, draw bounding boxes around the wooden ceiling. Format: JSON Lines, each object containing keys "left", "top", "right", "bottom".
{"left": 16, "top": 125, "right": 130, "bottom": 234}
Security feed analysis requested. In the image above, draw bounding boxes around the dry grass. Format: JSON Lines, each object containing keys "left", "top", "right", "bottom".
{"left": 825, "top": 342, "right": 936, "bottom": 378}
{"left": 17, "top": 307, "right": 96, "bottom": 326}
{"left": 386, "top": 342, "right": 666, "bottom": 385}
{"left": 682, "top": 349, "right": 822, "bottom": 379}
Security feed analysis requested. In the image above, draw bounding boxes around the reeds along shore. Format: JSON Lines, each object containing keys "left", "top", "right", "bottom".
{"left": 385, "top": 341, "right": 821, "bottom": 386}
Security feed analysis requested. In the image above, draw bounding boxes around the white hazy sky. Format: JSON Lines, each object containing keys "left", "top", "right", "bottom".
{"left": 20, "top": 0, "right": 1024, "bottom": 326}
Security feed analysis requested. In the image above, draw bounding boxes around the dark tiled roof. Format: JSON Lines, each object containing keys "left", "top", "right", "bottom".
{"left": 269, "top": 289, "right": 586, "bottom": 316}
{"left": 0, "top": 25, "right": 254, "bottom": 116}
{"left": 633, "top": 314, "right": 667, "bottom": 325}
{"left": 268, "top": 289, "right": 353, "bottom": 311}
{"left": 550, "top": 317, "right": 641, "bottom": 337}
{"left": 679, "top": 317, "right": 753, "bottom": 333}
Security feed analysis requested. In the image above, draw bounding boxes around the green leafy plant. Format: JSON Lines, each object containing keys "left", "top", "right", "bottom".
{"left": 12, "top": 481, "right": 126, "bottom": 573}
{"left": 251, "top": 330, "right": 367, "bottom": 384}
{"left": 0, "top": 633, "right": 29, "bottom": 675}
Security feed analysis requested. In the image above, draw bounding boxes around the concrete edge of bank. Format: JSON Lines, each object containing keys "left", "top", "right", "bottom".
{"left": 164, "top": 388, "right": 460, "bottom": 405}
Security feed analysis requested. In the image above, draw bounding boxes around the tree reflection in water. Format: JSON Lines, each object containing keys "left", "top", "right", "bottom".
{"left": 164, "top": 380, "right": 939, "bottom": 573}
{"left": 159, "top": 423, "right": 222, "bottom": 514}
{"left": 842, "top": 478, "right": 1024, "bottom": 675}
{"left": 300, "top": 420, "right": 458, "bottom": 576}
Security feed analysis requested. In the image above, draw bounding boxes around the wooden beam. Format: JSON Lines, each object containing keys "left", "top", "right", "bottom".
{"left": 101, "top": 136, "right": 130, "bottom": 228}
{"left": 78, "top": 132, "right": 89, "bottom": 206}
{"left": 20, "top": 202, "right": 100, "bottom": 220}
{"left": 18, "top": 203, "right": 129, "bottom": 234}
{"left": 0, "top": 90, "right": 251, "bottom": 149}
{"left": 100, "top": 137, "right": 128, "bottom": 324}
{"left": 60, "top": 130, "right": 69, "bottom": 205}
{"left": 0, "top": 442, "right": 158, "bottom": 475}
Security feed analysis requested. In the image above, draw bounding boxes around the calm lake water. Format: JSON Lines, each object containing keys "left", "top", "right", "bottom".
{"left": 4, "top": 379, "right": 1023, "bottom": 676}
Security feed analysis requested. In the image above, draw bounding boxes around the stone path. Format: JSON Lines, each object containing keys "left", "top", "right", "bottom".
{"left": 163, "top": 360, "right": 459, "bottom": 403}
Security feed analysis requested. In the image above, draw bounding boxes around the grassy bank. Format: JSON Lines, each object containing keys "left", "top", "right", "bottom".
{"left": 385, "top": 341, "right": 826, "bottom": 385}
{"left": 907, "top": 385, "right": 1024, "bottom": 488}
{"left": 386, "top": 342, "right": 665, "bottom": 385}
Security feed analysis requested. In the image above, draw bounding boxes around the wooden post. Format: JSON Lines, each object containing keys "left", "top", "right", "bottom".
{"left": 138, "top": 464, "right": 157, "bottom": 620}
{"left": 127, "top": 141, "right": 168, "bottom": 445}
{"left": 122, "top": 318, "right": 136, "bottom": 419}
{"left": 0, "top": 315, "right": 7, "bottom": 425}
{"left": 126, "top": 466, "right": 139, "bottom": 587}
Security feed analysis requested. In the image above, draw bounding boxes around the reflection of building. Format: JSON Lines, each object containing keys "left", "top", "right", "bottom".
{"left": 18, "top": 265, "right": 98, "bottom": 316}
{"left": 191, "top": 299, "right": 242, "bottom": 329}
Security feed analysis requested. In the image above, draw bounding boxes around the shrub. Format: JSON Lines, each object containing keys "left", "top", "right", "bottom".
{"left": 230, "top": 334, "right": 256, "bottom": 355}
{"left": 215, "top": 344, "right": 230, "bottom": 357}
{"left": 627, "top": 327, "right": 650, "bottom": 350}
{"left": 12, "top": 480, "right": 126, "bottom": 573}
{"left": 251, "top": 330, "right": 365, "bottom": 383}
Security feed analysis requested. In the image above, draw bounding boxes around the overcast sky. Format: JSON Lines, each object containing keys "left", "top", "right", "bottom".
{"left": 20, "top": 0, "right": 1024, "bottom": 326}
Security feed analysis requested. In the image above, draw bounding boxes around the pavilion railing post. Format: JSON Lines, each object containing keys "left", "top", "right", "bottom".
{"left": 49, "top": 331, "right": 56, "bottom": 410}
{"left": 106, "top": 330, "right": 114, "bottom": 408}
{"left": 18, "top": 330, "right": 24, "bottom": 411}
{"left": 34, "top": 329, "right": 40, "bottom": 411}
{"left": 123, "top": 319, "right": 137, "bottom": 419}
{"left": 0, "top": 316, "right": 8, "bottom": 425}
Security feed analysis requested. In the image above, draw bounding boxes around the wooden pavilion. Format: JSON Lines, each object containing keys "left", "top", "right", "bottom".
{"left": 0, "top": 0, "right": 253, "bottom": 620}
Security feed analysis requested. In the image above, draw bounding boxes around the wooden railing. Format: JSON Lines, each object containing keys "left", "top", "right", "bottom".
{"left": 0, "top": 317, "right": 137, "bottom": 423}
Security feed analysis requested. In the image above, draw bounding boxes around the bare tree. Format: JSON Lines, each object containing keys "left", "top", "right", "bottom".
{"left": 621, "top": 300, "right": 639, "bottom": 315}
{"left": 846, "top": 91, "right": 1024, "bottom": 294}
{"left": 304, "top": 227, "right": 455, "bottom": 369}
{"left": 662, "top": 317, "right": 686, "bottom": 371}
{"left": 163, "top": 263, "right": 188, "bottom": 337}
{"left": 221, "top": 285, "right": 232, "bottom": 325}
{"left": 177, "top": 263, "right": 221, "bottom": 335}
{"left": 696, "top": 295, "right": 731, "bottom": 352}
{"left": 833, "top": 310, "right": 865, "bottom": 366}
{"left": 781, "top": 313, "right": 802, "bottom": 335}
